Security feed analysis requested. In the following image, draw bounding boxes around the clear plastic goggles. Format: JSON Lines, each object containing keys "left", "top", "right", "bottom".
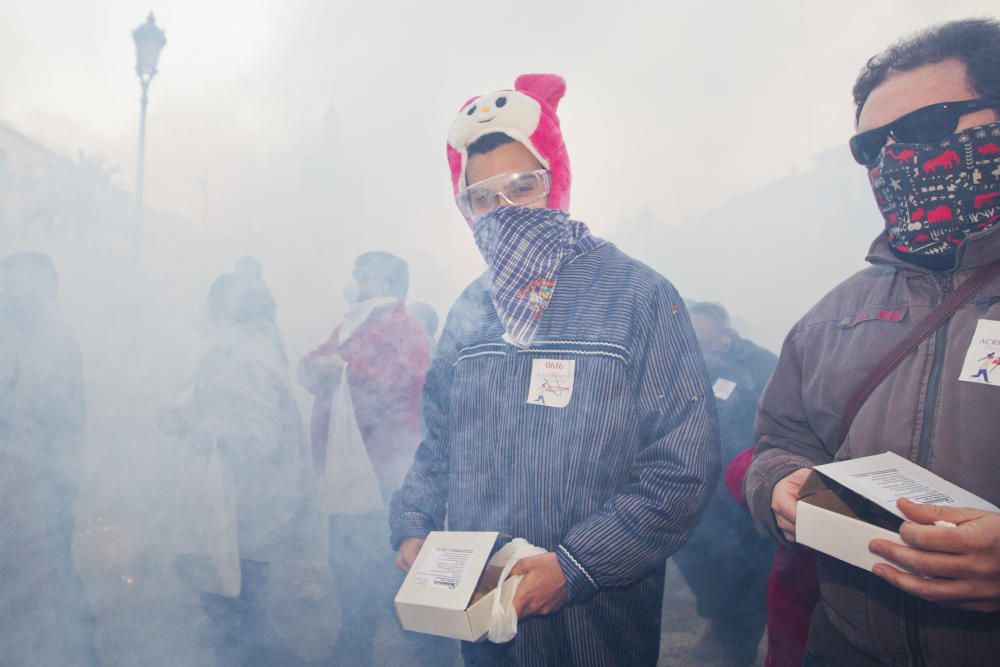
{"left": 456, "top": 169, "right": 551, "bottom": 219}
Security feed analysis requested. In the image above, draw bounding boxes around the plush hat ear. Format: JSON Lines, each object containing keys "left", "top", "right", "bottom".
{"left": 515, "top": 74, "right": 566, "bottom": 111}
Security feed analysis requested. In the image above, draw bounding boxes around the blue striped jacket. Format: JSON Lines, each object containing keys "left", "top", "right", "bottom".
{"left": 390, "top": 242, "right": 720, "bottom": 666}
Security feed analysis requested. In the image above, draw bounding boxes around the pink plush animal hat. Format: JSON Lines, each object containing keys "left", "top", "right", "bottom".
{"left": 447, "top": 73, "right": 571, "bottom": 221}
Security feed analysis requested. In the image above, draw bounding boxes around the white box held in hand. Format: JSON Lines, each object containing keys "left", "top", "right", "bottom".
{"left": 394, "top": 531, "right": 508, "bottom": 641}
{"left": 795, "top": 452, "right": 999, "bottom": 573}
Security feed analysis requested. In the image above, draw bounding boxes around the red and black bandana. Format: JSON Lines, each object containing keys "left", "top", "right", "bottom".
{"left": 869, "top": 121, "right": 1000, "bottom": 259}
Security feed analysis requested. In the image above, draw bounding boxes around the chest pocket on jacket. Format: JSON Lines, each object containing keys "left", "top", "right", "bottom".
{"left": 515, "top": 341, "right": 636, "bottom": 514}
{"left": 517, "top": 340, "right": 631, "bottom": 405}
{"left": 514, "top": 341, "right": 634, "bottom": 455}
{"left": 449, "top": 339, "right": 633, "bottom": 431}
{"left": 836, "top": 306, "right": 909, "bottom": 328}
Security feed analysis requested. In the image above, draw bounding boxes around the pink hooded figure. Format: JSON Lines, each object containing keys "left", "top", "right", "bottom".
{"left": 447, "top": 73, "right": 572, "bottom": 224}
{"left": 392, "top": 69, "right": 720, "bottom": 667}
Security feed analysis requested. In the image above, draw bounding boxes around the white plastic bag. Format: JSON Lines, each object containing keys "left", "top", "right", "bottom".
{"left": 487, "top": 538, "right": 547, "bottom": 643}
{"left": 173, "top": 444, "right": 242, "bottom": 597}
{"left": 319, "top": 366, "right": 384, "bottom": 515}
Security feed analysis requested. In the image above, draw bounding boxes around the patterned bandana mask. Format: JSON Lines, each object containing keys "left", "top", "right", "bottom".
{"left": 473, "top": 206, "right": 603, "bottom": 348}
{"left": 869, "top": 120, "right": 1000, "bottom": 260}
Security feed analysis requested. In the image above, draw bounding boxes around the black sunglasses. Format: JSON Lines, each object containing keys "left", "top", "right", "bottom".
{"left": 849, "top": 99, "right": 1000, "bottom": 166}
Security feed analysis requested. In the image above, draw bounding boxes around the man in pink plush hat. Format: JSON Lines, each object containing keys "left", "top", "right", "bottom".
{"left": 390, "top": 74, "right": 720, "bottom": 665}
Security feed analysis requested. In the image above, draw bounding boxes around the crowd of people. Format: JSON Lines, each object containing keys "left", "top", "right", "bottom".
{"left": 2, "top": 15, "right": 999, "bottom": 667}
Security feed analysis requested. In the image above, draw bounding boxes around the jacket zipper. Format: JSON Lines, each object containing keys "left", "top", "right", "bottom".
{"left": 916, "top": 274, "right": 952, "bottom": 467}
{"left": 916, "top": 321, "right": 950, "bottom": 467}
{"left": 905, "top": 274, "right": 952, "bottom": 666}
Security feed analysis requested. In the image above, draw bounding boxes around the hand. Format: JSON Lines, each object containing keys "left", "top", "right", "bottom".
{"left": 396, "top": 537, "right": 424, "bottom": 573}
{"left": 299, "top": 354, "right": 346, "bottom": 393}
{"left": 869, "top": 498, "right": 1000, "bottom": 613}
{"left": 771, "top": 467, "right": 812, "bottom": 542}
{"left": 510, "top": 552, "right": 567, "bottom": 618}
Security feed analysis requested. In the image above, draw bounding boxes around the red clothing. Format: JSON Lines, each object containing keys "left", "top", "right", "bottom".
{"left": 724, "top": 447, "right": 754, "bottom": 505}
{"left": 300, "top": 301, "right": 430, "bottom": 492}
{"left": 765, "top": 544, "right": 819, "bottom": 667}
{"left": 726, "top": 448, "right": 820, "bottom": 667}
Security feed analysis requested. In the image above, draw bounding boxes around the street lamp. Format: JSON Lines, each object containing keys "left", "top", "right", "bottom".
{"left": 132, "top": 12, "right": 166, "bottom": 238}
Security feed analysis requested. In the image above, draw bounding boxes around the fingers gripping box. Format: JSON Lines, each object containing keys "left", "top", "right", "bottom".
{"left": 795, "top": 452, "right": 999, "bottom": 572}
{"left": 394, "top": 531, "right": 507, "bottom": 641}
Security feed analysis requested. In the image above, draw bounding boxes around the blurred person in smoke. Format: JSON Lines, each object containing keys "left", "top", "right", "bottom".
{"left": 673, "top": 302, "right": 776, "bottom": 666}
{"left": 389, "top": 73, "right": 720, "bottom": 666}
{"left": 298, "top": 251, "right": 453, "bottom": 665}
{"left": 744, "top": 19, "right": 1000, "bottom": 666}
{"left": 234, "top": 255, "right": 289, "bottom": 358}
{"left": 0, "top": 252, "right": 97, "bottom": 665}
{"left": 160, "top": 259, "right": 307, "bottom": 666}
{"left": 691, "top": 302, "right": 821, "bottom": 667}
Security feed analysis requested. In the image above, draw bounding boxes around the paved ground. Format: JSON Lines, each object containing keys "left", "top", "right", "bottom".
{"left": 658, "top": 560, "right": 766, "bottom": 666}
{"left": 76, "top": 532, "right": 767, "bottom": 666}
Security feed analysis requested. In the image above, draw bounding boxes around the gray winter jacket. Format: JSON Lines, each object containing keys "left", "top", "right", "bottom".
{"left": 746, "top": 224, "right": 1000, "bottom": 666}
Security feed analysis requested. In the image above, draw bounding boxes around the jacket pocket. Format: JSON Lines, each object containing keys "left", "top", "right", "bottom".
{"left": 836, "top": 306, "right": 909, "bottom": 328}
{"left": 815, "top": 555, "right": 881, "bottom": 657}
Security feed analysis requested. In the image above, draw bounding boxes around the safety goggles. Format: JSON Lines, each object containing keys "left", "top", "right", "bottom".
{"left": 456, "top": 169, "right": 551, "bottom": 219}
{"left": 849, "top": 99, "right": 1000, "bottom": 166}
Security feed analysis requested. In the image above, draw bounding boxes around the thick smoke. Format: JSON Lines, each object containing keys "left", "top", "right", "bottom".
{"left": 0, "top": 119, "right": 877, "bottom": 667}
{"left": 4, "top": 4, "right": 996, "bottom": 667}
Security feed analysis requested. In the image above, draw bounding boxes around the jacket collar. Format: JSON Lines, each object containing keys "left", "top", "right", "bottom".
{"left": 866, "top": 223, "right": 1000, "bottom": 274}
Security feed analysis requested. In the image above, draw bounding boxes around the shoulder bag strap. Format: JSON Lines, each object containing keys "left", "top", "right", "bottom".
{"left": 836, "top": 259, "right": 1000, "bottom": 448}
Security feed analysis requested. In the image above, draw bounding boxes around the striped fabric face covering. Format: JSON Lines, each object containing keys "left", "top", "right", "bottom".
{"left": 473, "top": 206, "right": 604, "bottom": 348}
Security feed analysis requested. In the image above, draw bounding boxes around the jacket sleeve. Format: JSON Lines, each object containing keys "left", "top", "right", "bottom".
{"left": 556, "top": 282, "right": 721, "bottom": 604}
{"left": 388, "top": 315, "right": 458, "bottom": 550}
{"left": 744, "top": 323, "right": 834, "bottom": 543}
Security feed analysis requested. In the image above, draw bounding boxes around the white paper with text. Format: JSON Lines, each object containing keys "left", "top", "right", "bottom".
{"left": 409, "top": 547, "right": 475, "bottom": 591}
{"left": 813, "top": 452, "right": 998, "bottom": 520}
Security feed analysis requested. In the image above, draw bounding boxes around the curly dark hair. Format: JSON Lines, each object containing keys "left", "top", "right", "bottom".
{"left": 852, "top": 18, "right": 1000, "bottom": 122}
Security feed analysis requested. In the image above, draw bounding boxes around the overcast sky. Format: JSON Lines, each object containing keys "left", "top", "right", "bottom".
{"left": 3, "top": 0, "right": 998, "bottom": 288}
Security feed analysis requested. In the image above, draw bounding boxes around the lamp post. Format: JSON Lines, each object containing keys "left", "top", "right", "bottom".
{"left": 132, "top": 12, "right": 166, "bottom": 239}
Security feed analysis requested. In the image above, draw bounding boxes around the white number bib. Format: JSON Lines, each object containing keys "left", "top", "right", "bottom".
{"left": 527, "top": 358, "right": 576, "bottom": 408}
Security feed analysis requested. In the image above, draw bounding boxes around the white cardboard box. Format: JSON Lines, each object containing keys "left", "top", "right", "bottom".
{"left": 796, "top": 452, "right": 999, "bottom": 573}
{"left": 394, "top": 531, "right": 506, "bottom": 642}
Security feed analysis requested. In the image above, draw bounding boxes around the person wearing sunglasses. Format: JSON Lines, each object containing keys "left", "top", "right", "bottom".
{"left": 743, "top": 19, "right": 1000, "bottom": 667}
{"left": 389, "top": 74, "right": 719, "bottom": 666}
